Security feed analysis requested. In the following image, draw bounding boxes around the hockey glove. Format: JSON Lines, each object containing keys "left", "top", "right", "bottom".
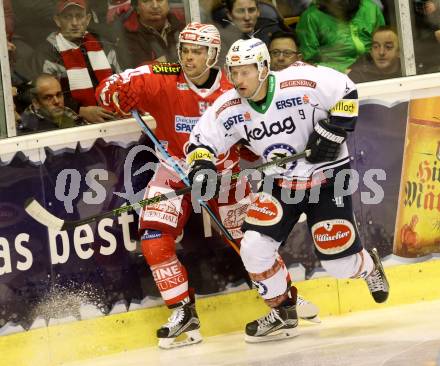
{"left": 306, "top": 119, "right": 347, "bottom": 163}
{"left": 187, "top": 147, "right": 219, "bottom": 198}
{"left": 97, "top": 75, "right": 139, "bottom": 116}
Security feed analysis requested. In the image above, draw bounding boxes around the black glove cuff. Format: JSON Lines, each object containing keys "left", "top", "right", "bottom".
{"left": 314, "top": 119, "right": 347, "bottom": 144}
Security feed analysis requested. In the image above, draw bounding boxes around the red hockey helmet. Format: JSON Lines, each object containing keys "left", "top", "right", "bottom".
{"left": 178, "top": 22, "right": 221, "bottom": 67}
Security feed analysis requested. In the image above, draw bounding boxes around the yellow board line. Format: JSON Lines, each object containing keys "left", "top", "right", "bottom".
{"left": 1, "top": 260, "right": 439, "bottom": 366}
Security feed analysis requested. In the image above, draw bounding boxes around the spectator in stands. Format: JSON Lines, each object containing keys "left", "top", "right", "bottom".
{"left": 269, "top": 31, "right": 301, "bottom": 71}
{"left": 212, "top": 0, "right": 289, "bottom": 64}
{"left": 35, "top": 0, "right": 119, "bottom": 123}
{"left": 413, "top": 0, "right": 440, "bottom": 72}
{"left": 349, "top": 26, "right": 401, "bottom": 82}
{"left": 296, "top": 0, "right": 385, "bottom": 72}
{"left": 116, "top": 0, "right": 185, "bottom": 69}
{"left": 106, "top": 0, "right": 133, "bottom": 24}
{"left": 19, "top": 74, "right": 86, "bottom": 134}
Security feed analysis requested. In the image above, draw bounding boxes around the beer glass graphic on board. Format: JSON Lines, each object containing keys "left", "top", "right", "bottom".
{"left": 393, "top": 97, "right": 440, "bottom": 257}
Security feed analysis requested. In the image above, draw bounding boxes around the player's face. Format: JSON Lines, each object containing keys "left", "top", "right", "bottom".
{"left": 33, "top": 78, "right": 65, "bottom": 118}
{"left": 228, "top": 0, "right": 260, "bottom": 34}
{"left": 54, "top": 6, "right": 91, "bottom": 41}
{"left": 229, "top": 64, "right": 261, "bottom": 98}
{"left": 180, "top": 43, "right": 210, "bottom": 80}
{"left": 269, "top": 38, "right": 300, "bottom": 71}
{"left": 370, "top": 30, "right": 400, "bottom": 72}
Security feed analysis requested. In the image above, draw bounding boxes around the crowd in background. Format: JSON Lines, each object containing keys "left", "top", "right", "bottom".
{"left": 2, "top": 0, "right": 440, "bottom": 133}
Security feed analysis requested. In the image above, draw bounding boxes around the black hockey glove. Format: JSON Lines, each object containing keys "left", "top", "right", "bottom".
{"left": 306, "top": 119, "right": 347, "bottom": 164}
{"left": 187, "top": 147, "right": 219, "bottom": 198}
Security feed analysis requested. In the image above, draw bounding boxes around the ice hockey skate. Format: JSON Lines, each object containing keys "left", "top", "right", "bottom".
{"left": 297, "top": 295, "right": 321, "bottom": 323}
{"left": 157, "top": 299, "right": 202, "bottom": 349}
{"left": 245, "top": 303, "right": 299, "bottom": 343}
{"left": 365, "top": 248, "right": 389, "bottom": 303}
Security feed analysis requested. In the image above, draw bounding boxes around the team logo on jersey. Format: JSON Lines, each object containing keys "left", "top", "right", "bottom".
{"left": 175, "top": 115, "right": 199, "bottom": 133}
{"left": 151, "top": 63, "right": 181, "bottom": 75}
{"left": 244, "top": 117, "right": 296, "bottom": 142}
{"left": 280, "top": 79, "right": 317, "bottom": 89}
{"left": 176, "top": 82, "right": 189, "bottom": 90}
{"left": 245, "top": 192, "right": 283, "bottom": 226}
{"left": 330, "top": 99, "right": 358, "bottom": 118}
{"left": 311, "top": 219, "right": 355, "bottom": 255}
{"left": 263, "top": 144, "right": 298, "bottom": 174}
{"left": 215, "top": 98, "right": 241, "bottom": 117}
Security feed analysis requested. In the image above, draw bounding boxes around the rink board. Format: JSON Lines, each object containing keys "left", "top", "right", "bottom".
{"left": 1, "top": 260, "right": 439, "bottom": 366}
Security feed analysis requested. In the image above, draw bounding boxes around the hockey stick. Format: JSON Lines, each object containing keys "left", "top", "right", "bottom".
{"left": 24, "top": 148, "right": 309, "bottom": 231}
{"left": 131, "top": 110, "right": 238, "bottom": 247}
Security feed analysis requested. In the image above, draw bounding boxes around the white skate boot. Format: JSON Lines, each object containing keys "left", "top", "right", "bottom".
{"left": 365, "top": 248, "right": 389, "bottom": 303}
{"left": 245, "top": 302, "right": 299, "bottom": 343}
{"left": 157, "top": 299, "right": 202, "bottom": 349}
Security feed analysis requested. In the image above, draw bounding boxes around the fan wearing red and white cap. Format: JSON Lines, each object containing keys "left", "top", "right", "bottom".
{"left": 54, "top": 0, "right": 89, "bottom": 42}
{"left": 56, "top": 0, "right": 87, "bottom": 14}
{"left": 36, "top": 0, "right": 121, "bottom": 123}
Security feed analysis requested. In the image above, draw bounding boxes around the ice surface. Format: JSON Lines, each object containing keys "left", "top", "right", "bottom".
{"left": 61, "top": 300, "right": 440, "bottom": 366}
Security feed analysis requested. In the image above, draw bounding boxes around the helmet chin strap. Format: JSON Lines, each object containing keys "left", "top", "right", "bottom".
{"left": 249, "top": 69, "right": 268, "bottom": 101}
{"left": 189, "top": 67, "right": 210, "bottom": 81}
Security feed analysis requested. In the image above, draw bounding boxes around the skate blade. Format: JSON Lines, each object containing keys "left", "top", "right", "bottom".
{"left": 158, "top": 330, "right": 202, "bottom": 349}
{"left": 301, "top": 315, "right": 321, "bottom": 324}
{"left": 244, "top": 327, "right": 299, "bottom": 344}
{"left": 297, "top": 301, "right": 320, "bottom": 320}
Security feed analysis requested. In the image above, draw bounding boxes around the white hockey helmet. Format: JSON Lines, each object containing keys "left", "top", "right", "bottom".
{"left": 225, "top": 38, "right": 271, "bottom": 78}
{"left": 178, "top": 22, "right": 221, "bottom": 66}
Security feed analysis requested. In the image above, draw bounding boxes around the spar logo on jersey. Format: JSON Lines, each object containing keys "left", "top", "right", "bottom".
{"left": 280, "top": 79, "right": 316, "bottom": 89}
{"left": 244, "top": 116, "right": 296, "bottom": 141}
{"left": 311, "top": 219, "right": 355, "bottom": 255}
{"left": 263, "top": 144, "right": 298, "bottom": 173}
{"left": 175, "top": 115, "right": 199, "bottom": 133}
{"left": 215, "top": 98, "right": 241, "bottom": 117}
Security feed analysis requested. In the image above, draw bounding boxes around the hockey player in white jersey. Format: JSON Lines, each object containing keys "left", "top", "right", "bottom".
{"left": 187, "top": 38, "right": 390, "bottom": 343}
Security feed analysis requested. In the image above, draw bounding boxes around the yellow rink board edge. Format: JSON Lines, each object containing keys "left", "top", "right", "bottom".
{"left": 1, "top": 260, "right": 439, "bottom": 366}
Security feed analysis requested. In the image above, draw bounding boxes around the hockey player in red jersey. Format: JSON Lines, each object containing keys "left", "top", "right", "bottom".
{"left": 96, "top": 23, "right": 318, "bottom": 349}
{"left": 187, "top": 38, "right": 390, "bottom": 343}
